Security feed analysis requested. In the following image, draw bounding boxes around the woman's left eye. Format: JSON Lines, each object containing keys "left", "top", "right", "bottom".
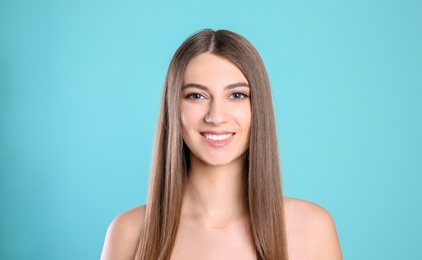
{"left": 230, "top": 92, "right": 248, "bottom": 99}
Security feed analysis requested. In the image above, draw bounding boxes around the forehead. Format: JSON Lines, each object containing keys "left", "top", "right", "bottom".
{"left": 183, "top": 53, "right": 248, "bottom": 87}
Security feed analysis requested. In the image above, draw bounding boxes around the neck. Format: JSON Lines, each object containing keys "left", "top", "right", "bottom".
{"left": 182, "top": 155, "right": 247, "bottom": 224}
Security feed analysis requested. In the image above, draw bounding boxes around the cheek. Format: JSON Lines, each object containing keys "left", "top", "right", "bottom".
{"left": 180, "top": 104, "right": 202, "bottom": 134}
{"left": 232, "top": 104, "right": 252, "bottom": 129}
{"left": 180, "top": 109, "right": 189, "bottom": 137}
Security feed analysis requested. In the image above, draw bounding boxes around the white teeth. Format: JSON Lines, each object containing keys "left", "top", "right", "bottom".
{"left": 204, "top": 133, "right": 233, "bottom": 141}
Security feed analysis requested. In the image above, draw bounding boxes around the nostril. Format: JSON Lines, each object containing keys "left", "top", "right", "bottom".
{"left": 205, "top": 115, "right": 212, "bottom": 123}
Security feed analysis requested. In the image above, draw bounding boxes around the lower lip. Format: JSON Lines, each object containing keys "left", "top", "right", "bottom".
{"left": 201, "top": 134, "right": 235, "bottom": 147}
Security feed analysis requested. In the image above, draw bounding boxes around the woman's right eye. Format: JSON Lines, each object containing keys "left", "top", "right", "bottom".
{"left": 186, "top": 93, "right": 204, "bottom": 99}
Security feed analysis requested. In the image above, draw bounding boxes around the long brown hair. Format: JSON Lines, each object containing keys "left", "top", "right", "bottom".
{"left": 136, "top": 29, "right": 287, "bottom": 260}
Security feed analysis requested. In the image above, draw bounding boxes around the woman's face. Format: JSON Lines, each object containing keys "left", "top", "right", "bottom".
{"left": 180, "top": 53, "right": 251, "bottom": 168}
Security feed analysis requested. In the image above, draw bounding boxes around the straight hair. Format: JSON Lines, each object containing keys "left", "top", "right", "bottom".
{"left": 136, "top": 29, "right": 287, "bottom": 260}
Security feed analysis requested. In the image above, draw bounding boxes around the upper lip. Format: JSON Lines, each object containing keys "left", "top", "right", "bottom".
{"left": 200, "top": 130, "right": 235, "bottom": 135}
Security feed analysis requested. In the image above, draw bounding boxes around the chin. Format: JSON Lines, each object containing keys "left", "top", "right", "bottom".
{"left": 200, "top": 154, "right": 245, "bottom": 168}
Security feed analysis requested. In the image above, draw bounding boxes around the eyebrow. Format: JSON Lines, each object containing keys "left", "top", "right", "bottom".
{"left": 181, "top": 82, "right": 249, "bottom": 91}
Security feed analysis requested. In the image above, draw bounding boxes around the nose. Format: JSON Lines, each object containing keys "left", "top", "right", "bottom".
{"left": 205, "top": 99, "right": 228, "bottom": 125}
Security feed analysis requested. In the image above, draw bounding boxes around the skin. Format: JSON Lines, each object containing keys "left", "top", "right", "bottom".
{"left": 101, "top": 53, "right": 342, "bottom": 260}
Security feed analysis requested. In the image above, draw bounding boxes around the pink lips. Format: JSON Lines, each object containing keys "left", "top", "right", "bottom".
{"left": 200, "top": 131, "right": 235, "bottom": 147}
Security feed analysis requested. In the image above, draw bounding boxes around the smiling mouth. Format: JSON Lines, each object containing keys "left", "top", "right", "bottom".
{"left": 202, "top": 133, "right": 234, "bottom": 141}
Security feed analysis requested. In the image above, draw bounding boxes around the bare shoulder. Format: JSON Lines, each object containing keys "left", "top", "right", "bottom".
{"left": 284, "top": 197, "right": 333, "bottom": 221}
{"left": 101, "top": 205, "right": 146, "bottom": 260}
{"left": 283, "top": 197, "right": 342, "bottom": 260}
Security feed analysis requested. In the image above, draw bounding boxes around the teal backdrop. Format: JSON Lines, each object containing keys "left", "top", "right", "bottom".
{"left": 1, "top": 0, "right": 421, "bottom": 259}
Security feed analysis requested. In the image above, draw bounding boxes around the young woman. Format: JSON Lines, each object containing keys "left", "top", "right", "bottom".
{"left": 101, "top": 29, "right": 342, "bottom": 260}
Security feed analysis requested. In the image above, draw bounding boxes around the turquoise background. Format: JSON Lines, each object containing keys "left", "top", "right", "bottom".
{"left": 1, "top": 0, "right": 421, "bottom": 259}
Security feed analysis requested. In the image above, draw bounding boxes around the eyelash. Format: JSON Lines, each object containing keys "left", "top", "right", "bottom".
{"left": 185, "top": 92, "right": 248, "bottom": 100}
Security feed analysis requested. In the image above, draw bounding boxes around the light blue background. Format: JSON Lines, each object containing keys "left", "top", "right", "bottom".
{"left": 1, "top": 0, "right": 421, "bottom": 259}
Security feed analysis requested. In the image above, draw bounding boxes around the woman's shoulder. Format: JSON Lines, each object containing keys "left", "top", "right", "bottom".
{"left": 283, "top": 197, "right": 332, "bottom": 219}
{"left": 101, "top": 205, "right": 146, "bottom": 260}
{"left": 283, "top": 197, "right": 337, "bottom": 232}
{"left": 283, "top": 197, "right": 342, "bottom": 259}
